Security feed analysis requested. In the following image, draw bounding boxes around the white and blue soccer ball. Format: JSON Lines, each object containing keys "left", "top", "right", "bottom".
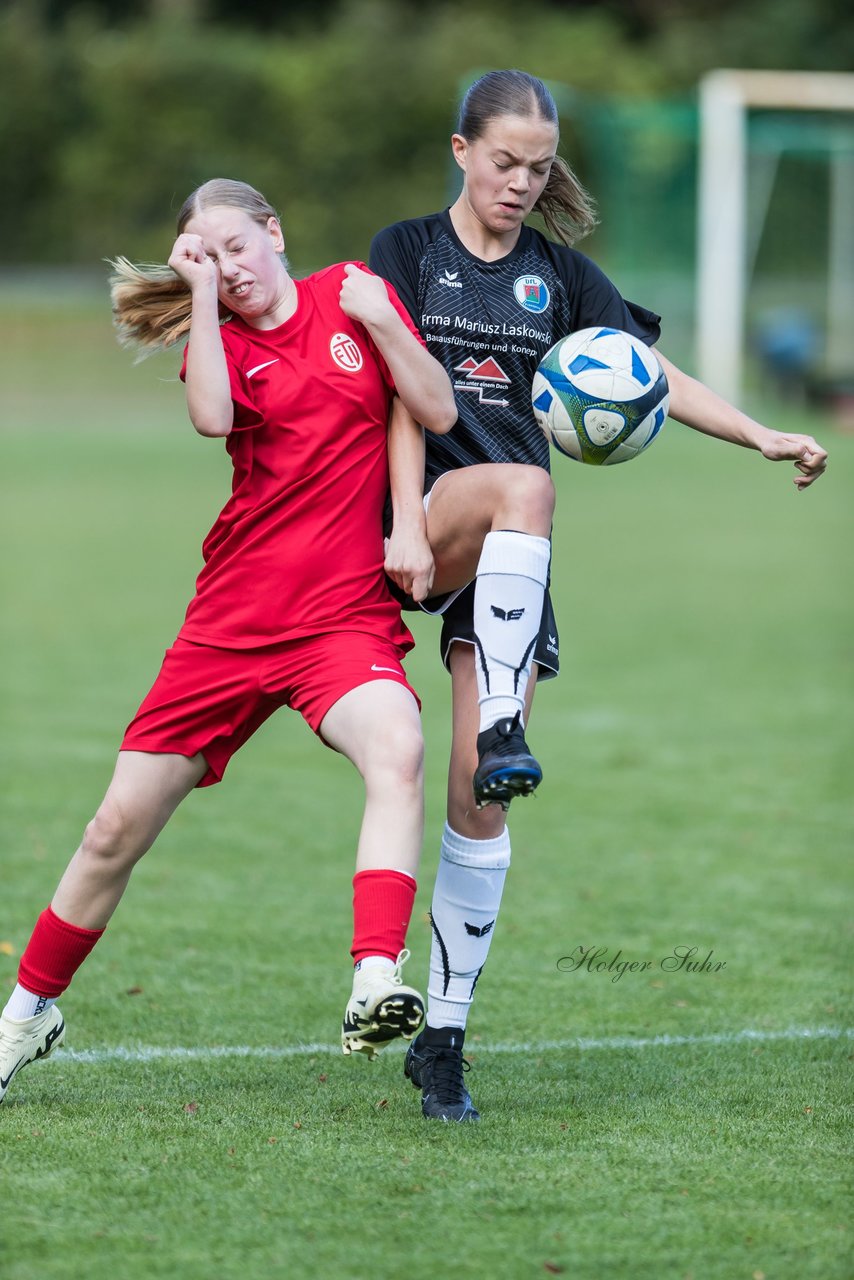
{"left": 532, "top": 327, "right": 669, "bottom": 465}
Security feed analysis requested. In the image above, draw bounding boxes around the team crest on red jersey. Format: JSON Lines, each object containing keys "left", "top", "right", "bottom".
{"left": 330, "top": 332, "right": 363, "bottom": 372}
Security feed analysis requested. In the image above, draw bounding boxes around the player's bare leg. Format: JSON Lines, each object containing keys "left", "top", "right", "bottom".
{"left": 320, "top": 680, "right": 426, "bottom": 1058}
{"left": 52, "top": 751, "right": 209, "bottom": 928}
{"left": 1, "top": 750, "right": 206, "bottom": 1103}
{"left": 425, "top": 462, "right": 554, "bottom": 595}
{"left": 320, "top": 680, "right": 424, "bottom": 879}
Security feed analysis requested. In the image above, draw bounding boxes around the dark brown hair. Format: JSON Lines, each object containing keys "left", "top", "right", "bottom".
{"left": 458, "top": 70, "right": 597, "bottom": 245}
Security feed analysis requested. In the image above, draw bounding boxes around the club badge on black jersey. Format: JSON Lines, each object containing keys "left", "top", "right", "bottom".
{"left": 370, "top": 210, "right": 662, "bottom": 487}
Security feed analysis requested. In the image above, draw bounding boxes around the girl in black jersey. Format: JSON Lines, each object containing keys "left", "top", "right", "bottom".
{"left": 370, "top": 69, "right": 828, "bottom": 1123}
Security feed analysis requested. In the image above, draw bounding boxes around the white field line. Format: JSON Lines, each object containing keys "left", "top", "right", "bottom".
{"left": 49, "top": 1025, "right": 852, "bottom": 1066}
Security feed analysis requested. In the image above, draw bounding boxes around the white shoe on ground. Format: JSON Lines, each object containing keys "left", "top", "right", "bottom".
{"left": 0, "top": 1004, "right": 65, "bottom": 1104}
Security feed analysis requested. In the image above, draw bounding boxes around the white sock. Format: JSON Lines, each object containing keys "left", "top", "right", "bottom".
{"left": 426, "top": 822, "right": 511, "bottom": 1030}
{"left": 472, "top": 531, "right": 551, "bottom": 732}
{"left": 3, "top": 984, "right": 56, "bottom": 1021}
{"left": 353, "top": 956, "right": 395, "bottom": 973}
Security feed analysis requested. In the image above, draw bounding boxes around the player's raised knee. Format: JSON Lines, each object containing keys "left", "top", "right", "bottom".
{"left": 510, "top": 463, "right": 555, "bottom": 518}
{"left": 489, "top": 464, "right": 554, "bottom": 533}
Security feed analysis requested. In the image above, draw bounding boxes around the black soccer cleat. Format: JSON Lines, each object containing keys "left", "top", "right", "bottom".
{"left": 404, "top": 1027, "right": 480, "bottom": 1123}
{"left": 472, "top": 710, "right": 542, "bottom": 809}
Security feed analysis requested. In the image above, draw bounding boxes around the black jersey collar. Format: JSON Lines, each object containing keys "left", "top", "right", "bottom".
{"left": 438, "top": 208, "right": 533, "bottom": 269}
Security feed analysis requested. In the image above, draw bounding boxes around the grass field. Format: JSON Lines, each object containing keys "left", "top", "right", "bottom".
{"left": 1, "top": 282, "right": 852, "bottom": 1279}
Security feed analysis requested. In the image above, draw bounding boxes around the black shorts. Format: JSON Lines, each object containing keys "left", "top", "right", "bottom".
{"left": 434, "top": 582, "right": 559, "bottom": 680}
{"left": 383, "top": 483, "right": 559, "bottom": 679}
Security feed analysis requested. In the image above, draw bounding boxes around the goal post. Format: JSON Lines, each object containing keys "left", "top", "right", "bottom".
{"left": 697, "top": 69, "right": 854, "bottom": 404}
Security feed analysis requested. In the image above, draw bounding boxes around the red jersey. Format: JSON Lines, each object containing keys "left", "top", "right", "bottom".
{"left": 177, "top": 263, "right": 421, "bottom": 651}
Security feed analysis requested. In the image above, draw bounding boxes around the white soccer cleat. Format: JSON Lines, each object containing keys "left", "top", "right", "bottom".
{"left": 0, "top": 1004, "right": 66, "bottom": 1104}
{"left": 341, "top": 949, "right": 424, "bottom": 1061}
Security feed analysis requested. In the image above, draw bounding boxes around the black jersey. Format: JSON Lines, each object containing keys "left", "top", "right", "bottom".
{"left": 370, "top": 209, "right": 662, "bottom": 488}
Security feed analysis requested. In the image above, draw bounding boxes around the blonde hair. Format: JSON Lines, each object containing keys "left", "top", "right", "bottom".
{"left": 108, "top": 179, "right": 282, "bottom": 356}
{"left": 458, "top": 69, "right": 597, "bottom": 245}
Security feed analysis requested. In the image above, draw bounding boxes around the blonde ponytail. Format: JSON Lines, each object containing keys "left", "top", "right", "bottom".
{"left": 108, "top": 256, "right": 227, "bottom": 357}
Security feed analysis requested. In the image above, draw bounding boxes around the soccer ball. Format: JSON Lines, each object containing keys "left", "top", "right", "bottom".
{"left": 531, "top": 327, "right": 669, "bottom": 465}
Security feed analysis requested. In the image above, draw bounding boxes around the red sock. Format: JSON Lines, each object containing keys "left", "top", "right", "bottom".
{"left": 351, "top": 869, "right": 417, "bottom": 964}
{"left": 18, "top": 906, "right": 105, "bottom": 998}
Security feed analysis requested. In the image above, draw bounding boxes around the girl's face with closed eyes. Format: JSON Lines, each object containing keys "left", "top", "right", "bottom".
{"left": 182, "top": 206, "right": 290, "bottom": 325}
{"left": 452, "top": 113, "right": 557, "bottom": 237}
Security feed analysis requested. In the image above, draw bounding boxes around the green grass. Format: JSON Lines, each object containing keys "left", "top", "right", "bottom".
{"left": 1, "top": 285, "right": 852, "bottom": 1279}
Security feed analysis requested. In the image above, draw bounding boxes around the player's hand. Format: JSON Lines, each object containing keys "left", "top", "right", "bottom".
{"left": 338, "top": 264, "right": 393, "bottom": 329}
{"left": 168, "top": 234, "right": 217, "bottom": 291}
{"left": 384, "top": 526, "right": 435, "bottom": 603}
{"left": 759, "top": 431, "right": 828, "bottom": 490}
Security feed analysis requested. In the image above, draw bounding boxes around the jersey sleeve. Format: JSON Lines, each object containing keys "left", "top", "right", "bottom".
{"left": 368, "top": 225, "right": 421, "bottom": 327}
{"left": 573, "top": 255, "right": 662, "bottom": 345}
{"left": 179, "top": 331, "right": 264, "bottom": 432}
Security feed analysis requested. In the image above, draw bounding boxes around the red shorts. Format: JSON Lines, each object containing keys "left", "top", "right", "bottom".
{"left": 121, "top": 633, "right": 419, "bottom": 787}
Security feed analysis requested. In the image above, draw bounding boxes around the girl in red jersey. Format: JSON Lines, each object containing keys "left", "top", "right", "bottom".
{"left": 0, "top": 179, "right": 457, "bottom": 1103}
{"left": 370, "top": 70, "right": 829, "bottom": 1122}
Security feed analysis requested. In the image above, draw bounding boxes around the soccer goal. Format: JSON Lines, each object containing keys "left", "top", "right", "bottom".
{"left": 697, "top": 69, "right": 854, "bottom": 404}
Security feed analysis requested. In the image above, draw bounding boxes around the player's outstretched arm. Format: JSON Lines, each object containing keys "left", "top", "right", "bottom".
{"left": 338, "top": 265, "right": 456, "bottom": 436}
{"left": 656, "top": 350, "right": 828, "bottom": 490}
{"left": 168, "top": 233, "right": 233, "bottom": 438}
{"left": 385, "top": 399, "right": 435, "bottom": 603}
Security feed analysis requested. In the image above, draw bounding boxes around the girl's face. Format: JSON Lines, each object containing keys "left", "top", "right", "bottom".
{"left": 182, "top": 206, "right": 289, "bottom": 322}
{"left": 452, "top": 113, "right": 558, "bottom": 236}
